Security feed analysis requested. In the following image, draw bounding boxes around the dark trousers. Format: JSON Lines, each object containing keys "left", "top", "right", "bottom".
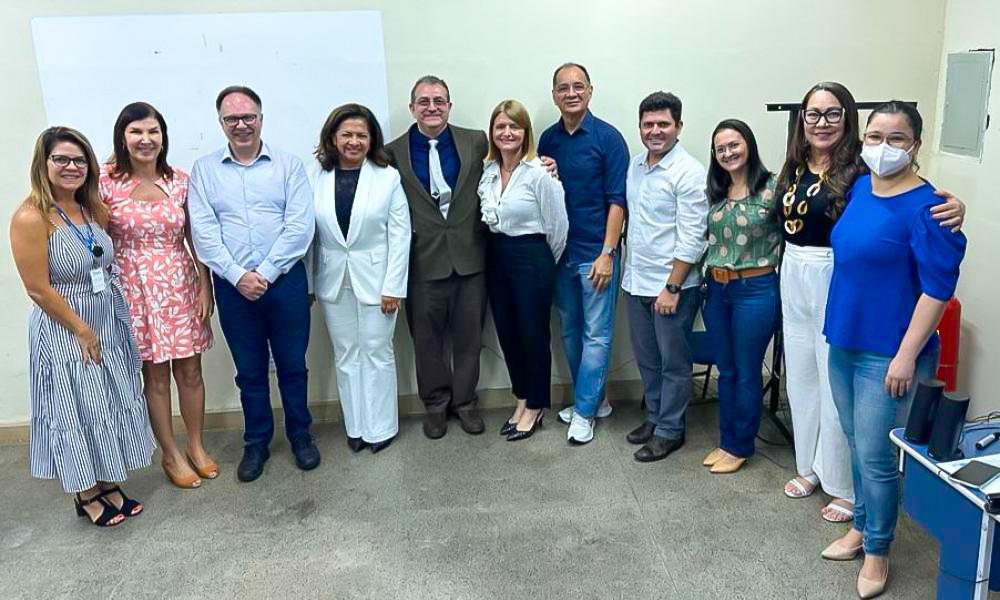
{"left": 405, "top": 269, "right": 487, "bottom": 413}
{"left": 486, "top": 234, "right": 556, "bottom": 410}
{"left": 703, "top": 273, "right": 780, "bottom": 458}
{"left": 214, "top": 260, "right": 312, "bottom": 447}
{"left": 625, "top": 288, "right": 700, "bottom": 439}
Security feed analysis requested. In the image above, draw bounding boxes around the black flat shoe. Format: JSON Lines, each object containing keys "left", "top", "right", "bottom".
{"left": 75, "top": 493, "right": 124, "bottom": 527}
{"left": 99, "top": 485, "right": 143, "bottom": 518}
{"left": 507, "top": 412, "right": 544, "bottom": 442}
{"left": 500, "top": 419, "right": 518, "bottom": 436}
{"left": 237, "top": 445, "right": 270, "bottom": 482}
{"left": 633, "top": 434, "right": 685, "bottom": 463}
{"left": 291, "top": 435, "right": 321, "bottom": 471}
{"left": 626, "top": 421, "right": 656, "bottom": 445}
{"left": 369, "top": 436, "right": 395, "bottom": 454}
{"left": 347, "top": 437, "right": 368, "bottom": 453}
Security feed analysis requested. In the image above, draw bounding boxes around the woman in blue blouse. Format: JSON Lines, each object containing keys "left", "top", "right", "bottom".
{"left": 820, "top": 101, "right": 966, "bottom": 599}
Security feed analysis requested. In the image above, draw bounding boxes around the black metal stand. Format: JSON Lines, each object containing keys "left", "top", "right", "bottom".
{"left": 761, "top": 329, "right": 791, "bottom": 442}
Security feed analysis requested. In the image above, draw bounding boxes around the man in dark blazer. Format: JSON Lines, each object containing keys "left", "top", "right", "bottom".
{"left": 385, "top": 75, "right": 489, "bottom": 439}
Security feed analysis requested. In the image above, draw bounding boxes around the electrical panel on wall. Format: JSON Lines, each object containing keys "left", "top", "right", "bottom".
{"left": 940, "top": 49, "right": 994, "bottom": 159}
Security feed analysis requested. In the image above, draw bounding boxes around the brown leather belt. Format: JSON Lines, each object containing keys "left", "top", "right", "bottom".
{"left": 710, "top": 266, "right": 775, "bottom": 284}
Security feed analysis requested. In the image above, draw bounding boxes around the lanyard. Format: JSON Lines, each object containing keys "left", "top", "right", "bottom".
{"left": 54, "top": 203, "right": 103, "bottom": 258}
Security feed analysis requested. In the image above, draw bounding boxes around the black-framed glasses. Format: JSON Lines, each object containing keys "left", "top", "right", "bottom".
{"left": 49, "top": 155, "right": 88, "bottom": 168}
{"left": 802, "top": 108, "right": 844, "bottom": 125}
{"left": 221, "top": 114, "right": 259, "bottom": 127}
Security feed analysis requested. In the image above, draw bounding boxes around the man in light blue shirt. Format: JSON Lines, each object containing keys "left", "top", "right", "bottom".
{"left": 188, "top": 85, "right": 318, "bottom": 482}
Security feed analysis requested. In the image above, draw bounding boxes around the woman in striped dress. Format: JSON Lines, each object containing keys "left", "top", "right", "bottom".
{"left": 9, "top": 127, "right": 155, "bottom": 527}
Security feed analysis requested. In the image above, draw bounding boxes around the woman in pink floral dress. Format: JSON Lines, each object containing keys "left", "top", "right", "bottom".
{"left": 100, "top": 102, "right": 216, "bottom": 489}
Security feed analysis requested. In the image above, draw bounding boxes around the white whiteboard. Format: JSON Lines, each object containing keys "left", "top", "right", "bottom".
{"left": 31, "top": 11, "right": 390, "bottom": 172}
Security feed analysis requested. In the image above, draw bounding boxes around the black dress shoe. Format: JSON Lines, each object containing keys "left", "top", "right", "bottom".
{"left": 500, "top": 420, "right": 518, "bottom": 436}
{"left": 291, "top": 435, "right": 321, "bottom": 471}
{"left": 454, "top": 409, "right": 485, "bottom": 435}
{"left": 423, "top": 411, "right": 448, "bottom": 439}
{"left": 626, "top": 421, "right": 656, "bottom": 445}
{"left": 237, "top": 445, "right": 270, "bottom": 482}
{"left": 633, "top": 434, "right": 685, "bottom": 463}
{"left": 369, "top": 436, "right": 395, "bottom": 454}
{"left": 347, "top": 437, "right": 368, "bottom": 453}
{"left": 506, "top": 412, "right": 544, "bottom": 442}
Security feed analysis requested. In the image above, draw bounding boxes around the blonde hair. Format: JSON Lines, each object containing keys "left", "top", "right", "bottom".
{"left": 486, "top": 100, "right": 536, "bottom": 163}
{"left": 26, "top": 127, "right": 106, "bottom": 224}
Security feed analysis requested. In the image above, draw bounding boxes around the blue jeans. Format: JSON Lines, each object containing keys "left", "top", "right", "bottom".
{"left": 214, "top": 260, "right": 313, "bottom": 448}
{"left": 553, "top": 256, "right": 619, "bottom": 419}
{"left": 828, "top": 344, "right": 938, "bottom": 556}
{"left": 703, "top": 273, "right": 780, "bottom": 458}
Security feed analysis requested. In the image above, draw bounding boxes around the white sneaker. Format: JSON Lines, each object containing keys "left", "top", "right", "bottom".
{"left": 558, "top": 399, "right": 613, "bottom": 425}
{"left": 567, "top": 413, "right": 595, "bottom": 445}
{"left": 596, "top": 398, "right": 613, "bottom": 419}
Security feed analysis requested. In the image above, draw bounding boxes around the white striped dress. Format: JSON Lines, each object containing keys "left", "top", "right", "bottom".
{"left": 28, "top": 222, "right": 155, "bottom": 493}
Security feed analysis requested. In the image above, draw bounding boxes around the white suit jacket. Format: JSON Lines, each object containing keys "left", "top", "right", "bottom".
{"left": 308, "top": 160, "right": 411, "bottom": 305}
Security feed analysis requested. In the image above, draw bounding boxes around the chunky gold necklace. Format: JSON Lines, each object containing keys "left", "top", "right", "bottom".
{"left": 782, "top": 166, "right": 828, "bottom": 235}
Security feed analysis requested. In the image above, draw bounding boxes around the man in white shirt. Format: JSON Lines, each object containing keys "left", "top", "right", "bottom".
{"left": 620, "top": 91, "right": 709, "bottom": 463}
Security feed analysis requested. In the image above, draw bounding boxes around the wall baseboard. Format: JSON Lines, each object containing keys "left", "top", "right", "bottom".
{"left": 0, "top": 380, "right": 654, "bottom": 446}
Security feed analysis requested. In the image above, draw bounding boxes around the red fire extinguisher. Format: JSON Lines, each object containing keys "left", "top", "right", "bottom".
{"left": 936, "top": 297, "right": 961, "bottom": 391}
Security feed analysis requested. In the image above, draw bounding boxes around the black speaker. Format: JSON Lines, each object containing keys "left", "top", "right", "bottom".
{"left": 905, "top": 379, "right": 945, "bottom": 444}
{"left": 927, "top": 392, "right": 970, "bottom": 461}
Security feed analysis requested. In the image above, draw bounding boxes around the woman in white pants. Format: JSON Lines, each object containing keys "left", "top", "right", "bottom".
{"left": 775, "top": 82, "right": 966, "bottom": 522}
{"left": 310, "top": 104, "right": 411, "bottom": 453}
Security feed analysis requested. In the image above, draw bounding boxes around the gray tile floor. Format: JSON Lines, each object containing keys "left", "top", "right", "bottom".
{"left": 0, "top": 402, "right": 951, "bottom": 599}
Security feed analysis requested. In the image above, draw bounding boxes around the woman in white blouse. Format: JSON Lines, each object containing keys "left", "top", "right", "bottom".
{"left": 310, "top": 104, "right": 411, "bottom": 453}
{"left": 478, "top": 99, "right": 568, "bottom": 441}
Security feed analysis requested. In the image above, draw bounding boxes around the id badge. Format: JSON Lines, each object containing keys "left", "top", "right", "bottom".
{"left": 89, "top": 267, "right": 107, "bottom": 294}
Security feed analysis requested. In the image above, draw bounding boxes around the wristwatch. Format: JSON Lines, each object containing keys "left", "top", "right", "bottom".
{"left": 602, "top": 245, "right": 616, "bottom": 257}
{"left": 664, "top": 283, "right": 682, "bottom": 294}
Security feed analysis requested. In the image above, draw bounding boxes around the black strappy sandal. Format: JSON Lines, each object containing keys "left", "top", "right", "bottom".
{"left": 100, "top": 485, "right": 144, "bottom": 518}
{"left": 74, "top": 493, "right": 124, "bottom": 527}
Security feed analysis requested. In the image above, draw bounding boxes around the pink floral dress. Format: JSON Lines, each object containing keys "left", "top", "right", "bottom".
{"left": 99, "top": 165, "right": 213, "bottom": 364}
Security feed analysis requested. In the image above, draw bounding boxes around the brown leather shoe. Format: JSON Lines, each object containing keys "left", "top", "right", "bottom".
{"left": 454, "top": 409, "right": 485, "bottom": 435}
{"left": 423, "top": 411, "right": 447, "bottom": 439}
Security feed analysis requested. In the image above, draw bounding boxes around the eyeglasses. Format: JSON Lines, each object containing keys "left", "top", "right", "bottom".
{"left": 863, "top": 132, "right": 913, "bottom": 149}
{"left": 221, "top": 114, "right": 259, "bottom": 127}
{"left": 555, "top": 82, "right": 589, "bottom": 96}
{"left": 414, "top": 97, "right": 449, "bottom": 109}
{"left": 802, "top": 108, "right": 844, "bottom": 125}
{"left": 49, "top": 155, "right": 88, "bottom": 168}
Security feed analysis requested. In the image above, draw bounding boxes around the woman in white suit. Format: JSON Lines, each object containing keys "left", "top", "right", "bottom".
{"left": 310, "top": 104, "right": 411, "bottom": 453}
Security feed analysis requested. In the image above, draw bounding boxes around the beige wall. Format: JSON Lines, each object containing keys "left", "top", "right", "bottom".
{"left": 0, "top": 0, "right": 950, "bottom": 424}
{"left": 926, "top": 0, "right": 1000, "bottom": 417}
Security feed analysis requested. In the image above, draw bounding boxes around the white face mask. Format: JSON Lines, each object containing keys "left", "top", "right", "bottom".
{"left": 861, "top": 141, "right": 915, "bottom": 178}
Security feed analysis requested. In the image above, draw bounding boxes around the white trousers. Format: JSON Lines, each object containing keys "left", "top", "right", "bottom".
{"left": 320, "top": 284, "right": 399, "bottom": 443}
{"left": 780, "top": 244, "right": 853, "bottom": 501}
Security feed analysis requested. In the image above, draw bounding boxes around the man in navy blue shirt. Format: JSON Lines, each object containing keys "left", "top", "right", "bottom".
{"left": 539, "top": 63, "right": 629, "bottom": 445}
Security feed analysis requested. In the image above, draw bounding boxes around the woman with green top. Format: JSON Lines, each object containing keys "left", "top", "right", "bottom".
{"left": 700, "top": 119, "right": 781, "bottom": 475}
